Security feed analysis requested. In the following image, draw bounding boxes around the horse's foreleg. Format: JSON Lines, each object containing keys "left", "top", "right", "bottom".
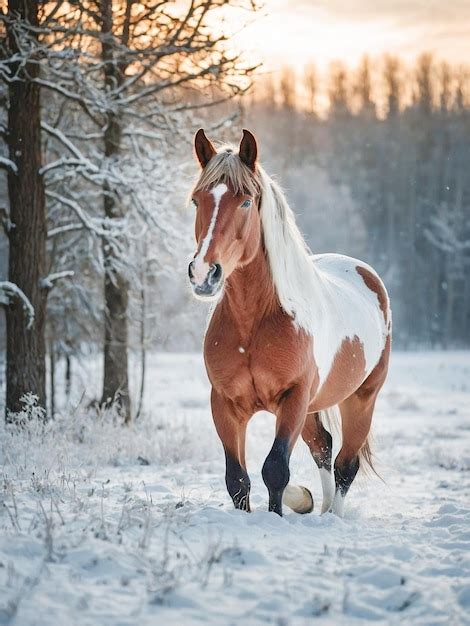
{"left": 262, "top": 385, "right": 310, "bottom": 516}
{"left": 302, "top": 412, "right": 334, "bottom": 513}
{"left": 211, "top": 389, "right": 251, "bottom": 511}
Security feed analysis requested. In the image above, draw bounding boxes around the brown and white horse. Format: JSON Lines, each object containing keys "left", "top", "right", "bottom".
{"left": 188, "top": 129, "right": 391, "bottom": 517}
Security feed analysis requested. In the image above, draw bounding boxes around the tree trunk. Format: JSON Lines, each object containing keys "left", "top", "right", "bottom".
{"left": 135, "top": 238, "right": 147, "bottom": 421}
{"left": 5, "top": 0, "right": 47, "bottom": 418}
{"left": 99, "top": 0, "right": 131, "bottom": 422}
{"left": 65, "top": 353, "right": 71, "bottom": 399}
{"left": 49, "top": 339, "right": 55, "bottom": 418}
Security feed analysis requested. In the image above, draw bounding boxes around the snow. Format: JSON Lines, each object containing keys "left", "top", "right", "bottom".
{"left": 0, "top": 351, "right": 469, "bottom": 624}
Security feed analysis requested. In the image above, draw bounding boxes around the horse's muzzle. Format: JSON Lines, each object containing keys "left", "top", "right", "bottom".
{"left": 188, "top": 261, "right": 223, "bottom": 299}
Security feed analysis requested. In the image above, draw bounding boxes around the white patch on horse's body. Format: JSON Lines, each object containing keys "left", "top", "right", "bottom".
{"left": 319, "top": 467, "right": 335, "bottom": 514}
{"left": 238, "top": 346, "right": 245, "bottom": 354}
{"left": 192, "top": 183, "right": 227, "bottom": 286}
{"left": 258, "top": 167, "right": 391, "bottom": 389}
{"left": 308, "top": 254, "right": 389, "bottom": 387}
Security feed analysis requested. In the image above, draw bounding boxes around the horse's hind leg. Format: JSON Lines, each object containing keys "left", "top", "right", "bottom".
{"left": 333, "top": 398, "right": 373, "bottom": 517}
{"left": 301, "top": 412, "right": 334, "bottom": 513}
{"left": 333, "top": 342, "right": 390, "bottom": 516}
{"left": 211, "top": 389, "right": 251, "bottom": 511}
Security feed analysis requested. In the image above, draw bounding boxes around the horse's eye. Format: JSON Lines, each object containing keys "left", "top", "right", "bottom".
{"left": 241, "top": 199, "right": 252, "bottom": 209}
{"left": 191, "top": 198, "right": 198, "bottom": 209}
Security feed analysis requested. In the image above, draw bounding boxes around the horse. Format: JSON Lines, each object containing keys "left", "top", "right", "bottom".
{"left": 187, "top": 128, "right": 392, "bottom": 517}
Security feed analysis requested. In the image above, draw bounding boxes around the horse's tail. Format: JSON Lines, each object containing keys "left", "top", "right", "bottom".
{"left": 359, "top": 438, "right": 376, "bottom": 475}
{"left": 318, "top": 405, "right": 376, "bottom": 475}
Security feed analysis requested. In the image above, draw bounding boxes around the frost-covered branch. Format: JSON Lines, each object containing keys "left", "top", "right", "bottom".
{"left": 41, "top": 122, "right": 100, "bottom": 174}
{"left": 0, "top": 156, "right": 18, "bottom": 173}
{"left": 425, "top": 213, "right": 470, "bottom": 254}
{"left": 41, "top": 271, "right": 75, "bottom": 290}
{"left": 46, "top": 190, "right": 126, "bottom": 239}
{"left": 47, "top": 222, "right": 84, "bottom": 238}
{"left": 0, "top": 282, "right": 35, "bottom": 329}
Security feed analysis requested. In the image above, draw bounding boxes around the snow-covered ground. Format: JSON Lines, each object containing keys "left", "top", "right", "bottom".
{"left": 1, "top": 351, "right": 469, "bottom": 625}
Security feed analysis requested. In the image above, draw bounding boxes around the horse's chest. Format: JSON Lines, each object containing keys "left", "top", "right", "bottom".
{"left": 204, "top": 316, "right": 312, "bottom": 413}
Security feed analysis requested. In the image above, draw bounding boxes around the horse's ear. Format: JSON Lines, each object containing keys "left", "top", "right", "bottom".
{"left": 239, "top": 129, "right": 258, "bottom": 171}
{"left": 194, "top": 129, "right": 216, "bottom": 168}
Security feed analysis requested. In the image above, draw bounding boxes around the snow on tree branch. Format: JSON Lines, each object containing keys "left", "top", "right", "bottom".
{"left": 0, "top": 282, "right": 35, "bottom": 329}
{"left": 0, "top": 156, "right": 18, "bottom": 173}
{"left": 47, "top": 223, "right": 84, "bottom": 238}
{"left": 40, "top": 122, "right": 100, "bottom": 174}
{"left": 46, "top": 190, "right": 127, "bottom": 240}
{"left": 424, "top": 213, "right": 470, "bottom": 255}
{"left": 41, "top": 271, "right": 75, "bottom": 290}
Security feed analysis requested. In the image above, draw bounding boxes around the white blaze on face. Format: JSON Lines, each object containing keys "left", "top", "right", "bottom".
{"left": 192, "top": 184, "right": 228, "bottom": 286}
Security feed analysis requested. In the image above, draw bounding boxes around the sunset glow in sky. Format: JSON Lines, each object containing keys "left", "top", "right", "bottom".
{"left": 233, "top": 0, "right": 470, "bottom": 71}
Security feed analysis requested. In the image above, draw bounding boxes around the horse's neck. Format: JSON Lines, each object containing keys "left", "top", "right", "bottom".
{"left": 222, "top": 242, "right": 277, "bottom": 338}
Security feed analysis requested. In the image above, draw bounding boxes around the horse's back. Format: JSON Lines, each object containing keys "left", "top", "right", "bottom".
{"left": 311, "top": 252, "right": 390, "bottom": 323}
{"left": 315, "top": 250, "right": 387, "bottom": 288}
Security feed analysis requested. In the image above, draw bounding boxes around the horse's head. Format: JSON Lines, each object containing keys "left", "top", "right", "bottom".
{"left": 188, "top": 129, "right": 261, "bottom": 300}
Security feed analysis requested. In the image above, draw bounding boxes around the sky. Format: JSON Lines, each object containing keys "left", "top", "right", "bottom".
{"left": 234, "top": 0, "right": 470, "bottom": 71}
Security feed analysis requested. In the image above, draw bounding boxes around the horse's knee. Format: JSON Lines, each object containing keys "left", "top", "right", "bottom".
{"left": 262, "top": 438, "right": 290, "bottom": 494}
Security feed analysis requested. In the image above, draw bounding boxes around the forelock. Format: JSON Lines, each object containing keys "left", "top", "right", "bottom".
{"left": 193, "top": 148, "right": 261, "bottom": 197}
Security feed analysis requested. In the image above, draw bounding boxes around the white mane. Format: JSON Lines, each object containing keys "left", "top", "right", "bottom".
{"left": 257, "top": 165, "right": 320, "bottom": 333}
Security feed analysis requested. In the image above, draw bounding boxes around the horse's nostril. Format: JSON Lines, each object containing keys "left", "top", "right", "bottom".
{"left": 188, "top": 261, "right": 195, "bottom": 280}
{"left": 210, "top": 263, "right": 222, "bottom": 282}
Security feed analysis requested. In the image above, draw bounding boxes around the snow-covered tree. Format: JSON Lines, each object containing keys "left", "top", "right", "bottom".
{"left": 1, "top": 0, "right": 47, "bottom": 417}
{"left": 1, "top": 0, "right": 259, "bottom": 419}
